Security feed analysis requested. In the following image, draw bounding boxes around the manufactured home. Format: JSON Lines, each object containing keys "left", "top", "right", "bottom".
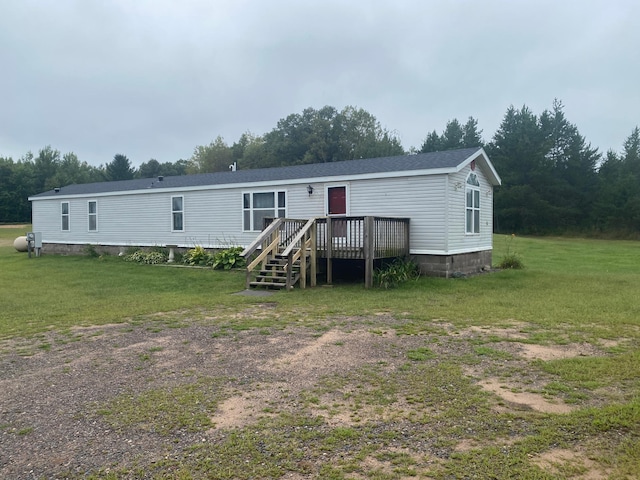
{"left": 29, "top": 147, "right": 501, "bottom": 284}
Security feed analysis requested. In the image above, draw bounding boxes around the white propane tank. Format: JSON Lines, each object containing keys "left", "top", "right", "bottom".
{"left": 14, "top": 236, "right": 28, "bottom": 252}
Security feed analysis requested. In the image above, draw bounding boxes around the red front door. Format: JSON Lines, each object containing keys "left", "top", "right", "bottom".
{"left": 327, "top": 186, "right": 347, "bottom": 237}
{"left": 328, "top": 186, "right": 346, "bottom": 215}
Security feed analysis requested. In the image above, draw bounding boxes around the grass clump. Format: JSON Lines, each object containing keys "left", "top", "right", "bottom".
{"left": 407, "top": 347, "right": 436, "bottom": 361}
{"left": 373, "top": 258, "right": 419, "bottom": 289}
{"left": 98, "top": 378, "right": 225, "bottom": 435}
{"left": 495, "top": 234, "right": 524, "bottom": 269}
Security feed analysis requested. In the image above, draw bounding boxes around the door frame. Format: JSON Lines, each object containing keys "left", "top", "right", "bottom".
{"left": 325, "top": 184, "right": 350, "bottom": 242}
{"left": 325, "top": 184, "right": 350, "bottom": 216}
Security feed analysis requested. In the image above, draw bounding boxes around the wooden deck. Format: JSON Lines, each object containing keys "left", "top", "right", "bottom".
{"left": 242, "top": 216, "right": 410, "bottom": 289}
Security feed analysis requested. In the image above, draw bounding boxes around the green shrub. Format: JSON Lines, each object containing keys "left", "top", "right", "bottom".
{"left": 212, "top": 247, "right": 246, "bottom": 270}
{"left": 84, "top": 244, "right": 100, "bottom": 258}
{"left": 149, "top": 245, "right": 168, "bottom": 255}
{"left": 123, "top": 250, "right": 168, "bottom": 264}
{"left": 496, "top": 234, "right": 524, "bottom": 269}
{"left": 373, "top": 258, "right": 420, "bottom": 289}
{"left": 496, "top": 254, "right": 524, "bottom": 269}
{"left": 182, "top": 246, "right": 215, "bottom": 266}
{"left": 144, "top": 252, "right": 168, "bottom": 264}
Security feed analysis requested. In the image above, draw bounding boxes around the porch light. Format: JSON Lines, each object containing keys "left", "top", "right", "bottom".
{"left": 307, "top": 185, "right": 314, "bottom": 196}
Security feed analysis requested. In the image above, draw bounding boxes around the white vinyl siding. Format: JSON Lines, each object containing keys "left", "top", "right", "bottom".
{"left": 446, "top": 166, "right": 494, "bottom": 253}
{"left": 346, "top": 176, "right": 447, "bottom": 253}
{"left": 88, "top": 200, "right": 97, "bottom": 231}
{"left": 172, "top": 196, "right": 184, "bottom": 232}
{"left": 61, "top": 202, "right": 70, "bottom": 231}
{"left": 29, "top": 159, "right": 495, "bottom": 256}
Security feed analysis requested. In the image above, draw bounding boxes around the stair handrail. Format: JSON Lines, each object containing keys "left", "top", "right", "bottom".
{"left": 240, "top": 217, "right": 284, "bottom": 258}
{"left": 280, "top": 217, "right": 318, "bottom": 257}
{"left": 241, "top": 218, "right": 285, "bottom": 289}
{"left": 280, "top": 217, "right": 318, "bottom": 290}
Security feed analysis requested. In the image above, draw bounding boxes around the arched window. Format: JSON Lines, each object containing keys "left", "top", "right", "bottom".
{"left": 465, "top": 173, "right": 480, "bottom": 234}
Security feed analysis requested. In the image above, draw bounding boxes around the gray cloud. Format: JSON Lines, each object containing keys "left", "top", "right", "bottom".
{"left": 1, "top": 0, "right": 638, "bottom": 166}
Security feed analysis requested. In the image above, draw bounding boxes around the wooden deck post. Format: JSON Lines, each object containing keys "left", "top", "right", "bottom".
{"left": 300, "top": 237, "right": 307, "bottom": 289}
{"left": 326, "top": 216, "right": 333, "bottom": 285}
{"left": 364, "top": 216, "right": 375, "bottom": 288}
{"left": 405, "top": 219, "right": 411, "bottom": 257}
{"left": 310, "top": 220, "right": 317, "bottom": 287}
{"left": 286, "top": 251, "right": 293, "bottom": 290}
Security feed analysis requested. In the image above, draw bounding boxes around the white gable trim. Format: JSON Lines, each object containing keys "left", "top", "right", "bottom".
{"left": 455, "top": 148, "right": 501, "bottom": 186}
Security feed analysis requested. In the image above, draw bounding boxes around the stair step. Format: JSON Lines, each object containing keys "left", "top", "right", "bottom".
{"left": 261, "top": 262, "right": 297, "bottom": 268}
{"left": 261, "top": 265, "right": 299, "bottom": 272}
{"left": 256, "top": 274, "right": 287, "bottom": 281}
{"left": 249, "top": 281, "right": 287, "bottom": 290}
{"left": 268, "top": 258, "right": 289, "bottom": 264}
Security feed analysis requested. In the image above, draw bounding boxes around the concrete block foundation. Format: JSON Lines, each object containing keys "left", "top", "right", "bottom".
{"left": 412, "top": 250, "right": 493, "bottom": 278}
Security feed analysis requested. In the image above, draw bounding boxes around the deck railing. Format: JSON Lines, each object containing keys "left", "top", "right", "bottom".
{"left": 244, "top": 216, "right": 410, "bottom": 289}
{"left": 316, "top": 216, "right": 410, "bottom": 259}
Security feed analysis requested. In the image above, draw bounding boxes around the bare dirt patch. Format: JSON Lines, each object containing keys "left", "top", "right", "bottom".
{"left": 0, "top": 316, "right": 616, "bottom": 478}
{"left": 533, "top": 448, "right": 610, "bottom": 479}
{"left": 212, "top": 329, "right": 391, "bottom": 429}
{"left": 517, "top": 342, "right": 601, "bottom": 361}
{"left": 454, "top": 325, "right": 614, "bottom": 414}
{"left": 0, "top": 320, "right": 420, "bottom": 477}
{"left": 467, "top": 324, "right": 529, "bottom": 340}
{"left": 478, "top": 377, "right": 574, "bottom": 414}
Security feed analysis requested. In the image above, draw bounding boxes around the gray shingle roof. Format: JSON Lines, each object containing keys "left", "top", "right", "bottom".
{"left": 31, "top": 147, "right": 483, "bottom": 198}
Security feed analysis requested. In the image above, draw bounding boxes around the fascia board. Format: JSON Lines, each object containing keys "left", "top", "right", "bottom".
{"left": 30, "top": 168, "right": 455, "bottom": 200}
{"left": 454, "top": 148, "right": 501, "bottom": 185}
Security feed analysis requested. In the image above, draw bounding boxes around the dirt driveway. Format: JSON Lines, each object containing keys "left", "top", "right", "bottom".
{"left": 0, "top": 310, "right": 613, "bottom": 479}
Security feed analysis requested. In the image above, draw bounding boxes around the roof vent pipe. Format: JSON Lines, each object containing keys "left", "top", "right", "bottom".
{"left": 54, "top": 187, "right": 60, "bottom": 193}
{"left": 158, "top": 176, "right": 164, "bottom": 182}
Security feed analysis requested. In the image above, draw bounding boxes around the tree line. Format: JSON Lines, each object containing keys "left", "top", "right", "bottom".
{"left": 1, "top": 102, "right": 638, "bottom": 236}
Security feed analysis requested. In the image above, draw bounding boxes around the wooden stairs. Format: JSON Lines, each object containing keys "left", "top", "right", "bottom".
{"left": 241, "top": 217, "right": 317, "bottom": 291}
{"left": 242, "top": 215, "right": 411, "bottom": 290}
{"left": 249, "top": 253, "right": 301, "bottom": 290}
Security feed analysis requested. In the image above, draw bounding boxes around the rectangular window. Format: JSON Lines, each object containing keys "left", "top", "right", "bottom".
{"left": 172, "top": 196, "right": 184, "bottom": 231}
{"left": 243, "top": 191, "right": 286, "bottom": 231}
{"left": 88, "top": 201, "right": 97, "bottom": 231}
{"left": 61, "top": 202, "right": 70, "bottom": 231}
{"left": 466, "top": 188, "right": 480, "bottom": 234}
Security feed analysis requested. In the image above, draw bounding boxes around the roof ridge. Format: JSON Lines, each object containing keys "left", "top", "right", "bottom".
{"left": 31, "top": 147, "right": 485, "bottom": 198}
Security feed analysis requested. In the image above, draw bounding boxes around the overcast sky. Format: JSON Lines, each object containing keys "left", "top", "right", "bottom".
{"left": 1, "top": 0, "right": 638, "bottom": 167}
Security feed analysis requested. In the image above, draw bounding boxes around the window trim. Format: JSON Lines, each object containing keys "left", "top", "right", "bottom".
{"left": 88, "top": 200, "right": 98, "bottom": 232}
{"left": 242, "top": 190, "right": 287, "bottom": 232}
{"left": 61, "top": 201, "right": 70, "bottom": 231}
{"left": 465, "top": 172, "right": 480, "bottom": 235}
{"left": 171, "top": 195, "right": 184, "bottom": 232}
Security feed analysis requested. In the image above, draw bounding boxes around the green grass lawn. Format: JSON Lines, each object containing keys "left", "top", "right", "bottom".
{"left": 1, "top": 229, "right": 639, "bottom": 479}
{"left": 0, "top": 231, "right": 249, "bottom": 338}
{"left": 2, "top": 229, "right": 638, "bottom": 340}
